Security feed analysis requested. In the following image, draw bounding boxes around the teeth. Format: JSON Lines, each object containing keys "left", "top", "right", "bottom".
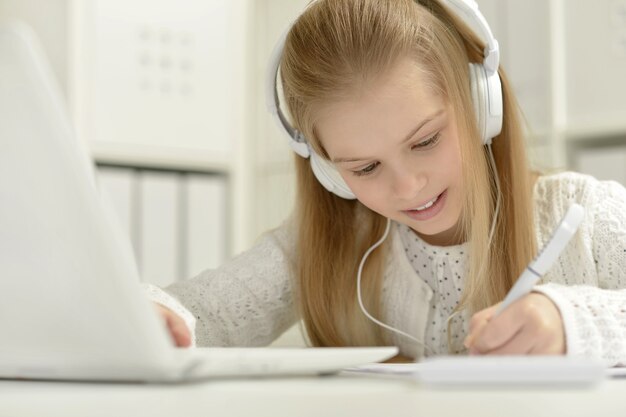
{"left": 414, "top": 195, "right": 439, "bottom": 211}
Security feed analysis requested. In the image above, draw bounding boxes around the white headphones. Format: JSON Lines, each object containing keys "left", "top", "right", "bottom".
{"left": 266, "top": 0, "right": 503, "bottom": 201}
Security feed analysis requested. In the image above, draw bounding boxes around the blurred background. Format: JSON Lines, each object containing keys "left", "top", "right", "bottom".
{"left": 0, "top": 0, "right": 625, "bottom": 288}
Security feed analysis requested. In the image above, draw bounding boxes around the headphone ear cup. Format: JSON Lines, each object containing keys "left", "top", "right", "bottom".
{"left": 484, "top": 67, "right": 503, "bottom": 142}
{"left": 309, "top": 150, "right": 356, "bottom": 200}
{"left": 469, "top": 63, "right": 488, "bottom": 145}
{"left": 469, "top": 63, "right": 503, "bottom": 145}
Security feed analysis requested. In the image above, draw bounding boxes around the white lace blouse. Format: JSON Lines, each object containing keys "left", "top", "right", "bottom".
{"left": 147, "top": 171, "right": 626, "bottom": 365}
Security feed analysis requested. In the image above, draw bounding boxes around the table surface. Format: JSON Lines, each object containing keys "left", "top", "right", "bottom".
{"left": 1, "top": 373, "right": 625, "bottom": 417}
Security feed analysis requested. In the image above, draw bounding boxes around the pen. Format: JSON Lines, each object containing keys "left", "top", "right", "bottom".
{"left": 494, "top": 203, "right": 585, "bottom": 316}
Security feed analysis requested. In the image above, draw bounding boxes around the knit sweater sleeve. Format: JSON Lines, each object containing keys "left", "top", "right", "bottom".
{"left": 144, "top": 221, "right": 299, "bottom": 347}
{"left": 534, "top": 178, "right": 626, "bottom": 366}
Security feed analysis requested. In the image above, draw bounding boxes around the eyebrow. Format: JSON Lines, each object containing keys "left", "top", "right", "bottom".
{"left": 332, "top": 109, "right": 445, "bottom": 164}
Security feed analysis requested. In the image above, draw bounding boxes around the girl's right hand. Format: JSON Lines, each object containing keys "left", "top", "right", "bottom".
{"left": 154, "top": 303, "right": 192, "bottom": 347}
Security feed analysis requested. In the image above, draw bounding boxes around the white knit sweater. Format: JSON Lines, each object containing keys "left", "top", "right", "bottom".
{"left": 147, "top": 172, "right": 626, "bottom": 365}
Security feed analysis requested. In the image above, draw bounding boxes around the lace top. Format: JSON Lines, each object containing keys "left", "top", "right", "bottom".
{"left": 397, "top": 225, "right": 470, "bottom": 354}
{"left": 147, "top": 172, "right": 626, "bottom": 365}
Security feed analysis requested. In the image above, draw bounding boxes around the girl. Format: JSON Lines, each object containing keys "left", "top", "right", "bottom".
{"left": 148, "top": 0, "right": 626, "bottom": 363}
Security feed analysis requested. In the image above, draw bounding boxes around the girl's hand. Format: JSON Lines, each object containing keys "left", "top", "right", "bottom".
{"left": 154, "top": 303, "right": 192, "bottom": 347}
{"left": 463, "top": 293, "right": 565, "bottom": 355}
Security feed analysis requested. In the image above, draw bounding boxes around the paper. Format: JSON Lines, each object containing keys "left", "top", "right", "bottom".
{"left": 344, "top": 356, "right": 609, "bottom": 385}
{"left": 605, "top": 366, "right": 626, "bottom": 378}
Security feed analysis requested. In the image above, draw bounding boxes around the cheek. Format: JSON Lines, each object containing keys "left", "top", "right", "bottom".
{"left": 342, "top": 176, "right": 389, "bottom": 211}
{"left": 446, "top": 151, "right": 463, "bottom": 180}
{"left": 438, "top": 136, "right": 463, "bottom": 181}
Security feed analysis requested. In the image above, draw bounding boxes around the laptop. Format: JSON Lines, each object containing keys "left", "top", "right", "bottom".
{"left": 0, "top": 21, "right": 398, "bottom": 383}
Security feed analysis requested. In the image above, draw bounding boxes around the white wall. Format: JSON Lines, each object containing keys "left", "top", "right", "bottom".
{"left": 477, "top": 0, "right": 626, "bottom": 181}
{"left": 2, "top": 0, "right": 625, "bottom": 277}
{"left": 0, "top": 0, "right": 69, "bottom": 91}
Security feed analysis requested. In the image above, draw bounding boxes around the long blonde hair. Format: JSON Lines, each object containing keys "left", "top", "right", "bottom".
{"left": 280, "top": 0, "right": 537, "bottom": 348}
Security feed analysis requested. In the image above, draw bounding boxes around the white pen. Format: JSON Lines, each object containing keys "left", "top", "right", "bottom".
{"left": 494, "top": 203, "right": 585, "bottom": 316}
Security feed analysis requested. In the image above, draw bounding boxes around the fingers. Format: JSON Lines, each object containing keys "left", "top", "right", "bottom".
{"left": 479, "top": 326, "right": 534, "bottom": 355}
{"left": 468, "top": 303, "right": 500, "bottom": 333}
{"left": 464, "top": 293, "right": 566, "bottom": 355}
{"left": 165, "top": 313, "right": 192, "bottom": 347}
{"left": 467, "top": 306, "right": 524, "bottom": 354}
{"left": 463, "top": 303, "right": 500, "bottom": 350}
{"left": 155, "top": 304, "right": 192, "bottom": 348}
{"left": 474, "top": 312, "right": 560, "bottom": 355}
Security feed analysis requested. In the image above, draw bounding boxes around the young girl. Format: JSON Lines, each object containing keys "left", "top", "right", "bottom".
{"left": 147, "top": 0, "right": 626, "bottom": 364}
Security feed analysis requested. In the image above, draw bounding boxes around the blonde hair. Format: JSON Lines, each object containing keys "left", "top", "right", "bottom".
{"left": 281, "top": 0, "right": 537, "bottom": 349}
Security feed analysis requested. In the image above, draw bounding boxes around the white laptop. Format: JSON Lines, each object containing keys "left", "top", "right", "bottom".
{"left": 0, "top": 21, "right": 398, "bottom": 383}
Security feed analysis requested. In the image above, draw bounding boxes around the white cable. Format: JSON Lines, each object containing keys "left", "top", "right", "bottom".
{"left": 485, "top": 143, "right": 501, "bottom": 247}
{"left": 356, "top": 218, "right": 434, "bottom": 355}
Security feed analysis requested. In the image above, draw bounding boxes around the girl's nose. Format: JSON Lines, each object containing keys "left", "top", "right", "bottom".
{"left": 391, "top": 168, "right": 427, "bottom": 201}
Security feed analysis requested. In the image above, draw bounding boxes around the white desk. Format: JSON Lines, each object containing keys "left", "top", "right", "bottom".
{"left": 1, "top": 374, "right": 624, "bottom": 417}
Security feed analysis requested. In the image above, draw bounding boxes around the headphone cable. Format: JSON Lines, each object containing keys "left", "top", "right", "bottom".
{"left": 356, "top": 217, "right": 434, "bottom": 355}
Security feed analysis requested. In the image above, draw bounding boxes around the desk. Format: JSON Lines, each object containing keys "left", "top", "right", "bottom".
{"left": 1, "top": 374, "right": 624, "bottom": 417}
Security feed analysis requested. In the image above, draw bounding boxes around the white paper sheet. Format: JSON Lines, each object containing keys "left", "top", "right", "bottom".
{"left": 343, "top": 356, "right": 613, "bottom": 385}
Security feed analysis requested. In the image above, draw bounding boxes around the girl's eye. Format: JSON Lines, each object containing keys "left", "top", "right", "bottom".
{"left": 412, "top": 132, "right": 441, "bottom": 150}
{"left": 350, "top": 132, "right": 441, "bottom": 177}
{"left": 352, "top": 162, "right": 380, "bottom": 177}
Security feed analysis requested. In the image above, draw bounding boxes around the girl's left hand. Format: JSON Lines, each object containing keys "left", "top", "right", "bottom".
{"left": 463, "top": 293, "right": 566, "bottom": 355}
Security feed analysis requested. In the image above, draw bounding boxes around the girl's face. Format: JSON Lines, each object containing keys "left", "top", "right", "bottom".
{"left": 316, "top": 58, "right": 465, "bottom": 246}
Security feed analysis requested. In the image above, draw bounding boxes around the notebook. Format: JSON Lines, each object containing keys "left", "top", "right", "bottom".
{"left": 0, "top": 21, "right": 397, "bottom": 383}
{"left": 344, "top": 356, "right": 606, "bottom": 386}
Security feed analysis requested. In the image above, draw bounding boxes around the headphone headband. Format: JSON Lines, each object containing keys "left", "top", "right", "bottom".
{"left": 265, "top": 26, "right": 310, "bottom": 158}
{"left": 445, "top": 0, "right": 499, "bottom": 74}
